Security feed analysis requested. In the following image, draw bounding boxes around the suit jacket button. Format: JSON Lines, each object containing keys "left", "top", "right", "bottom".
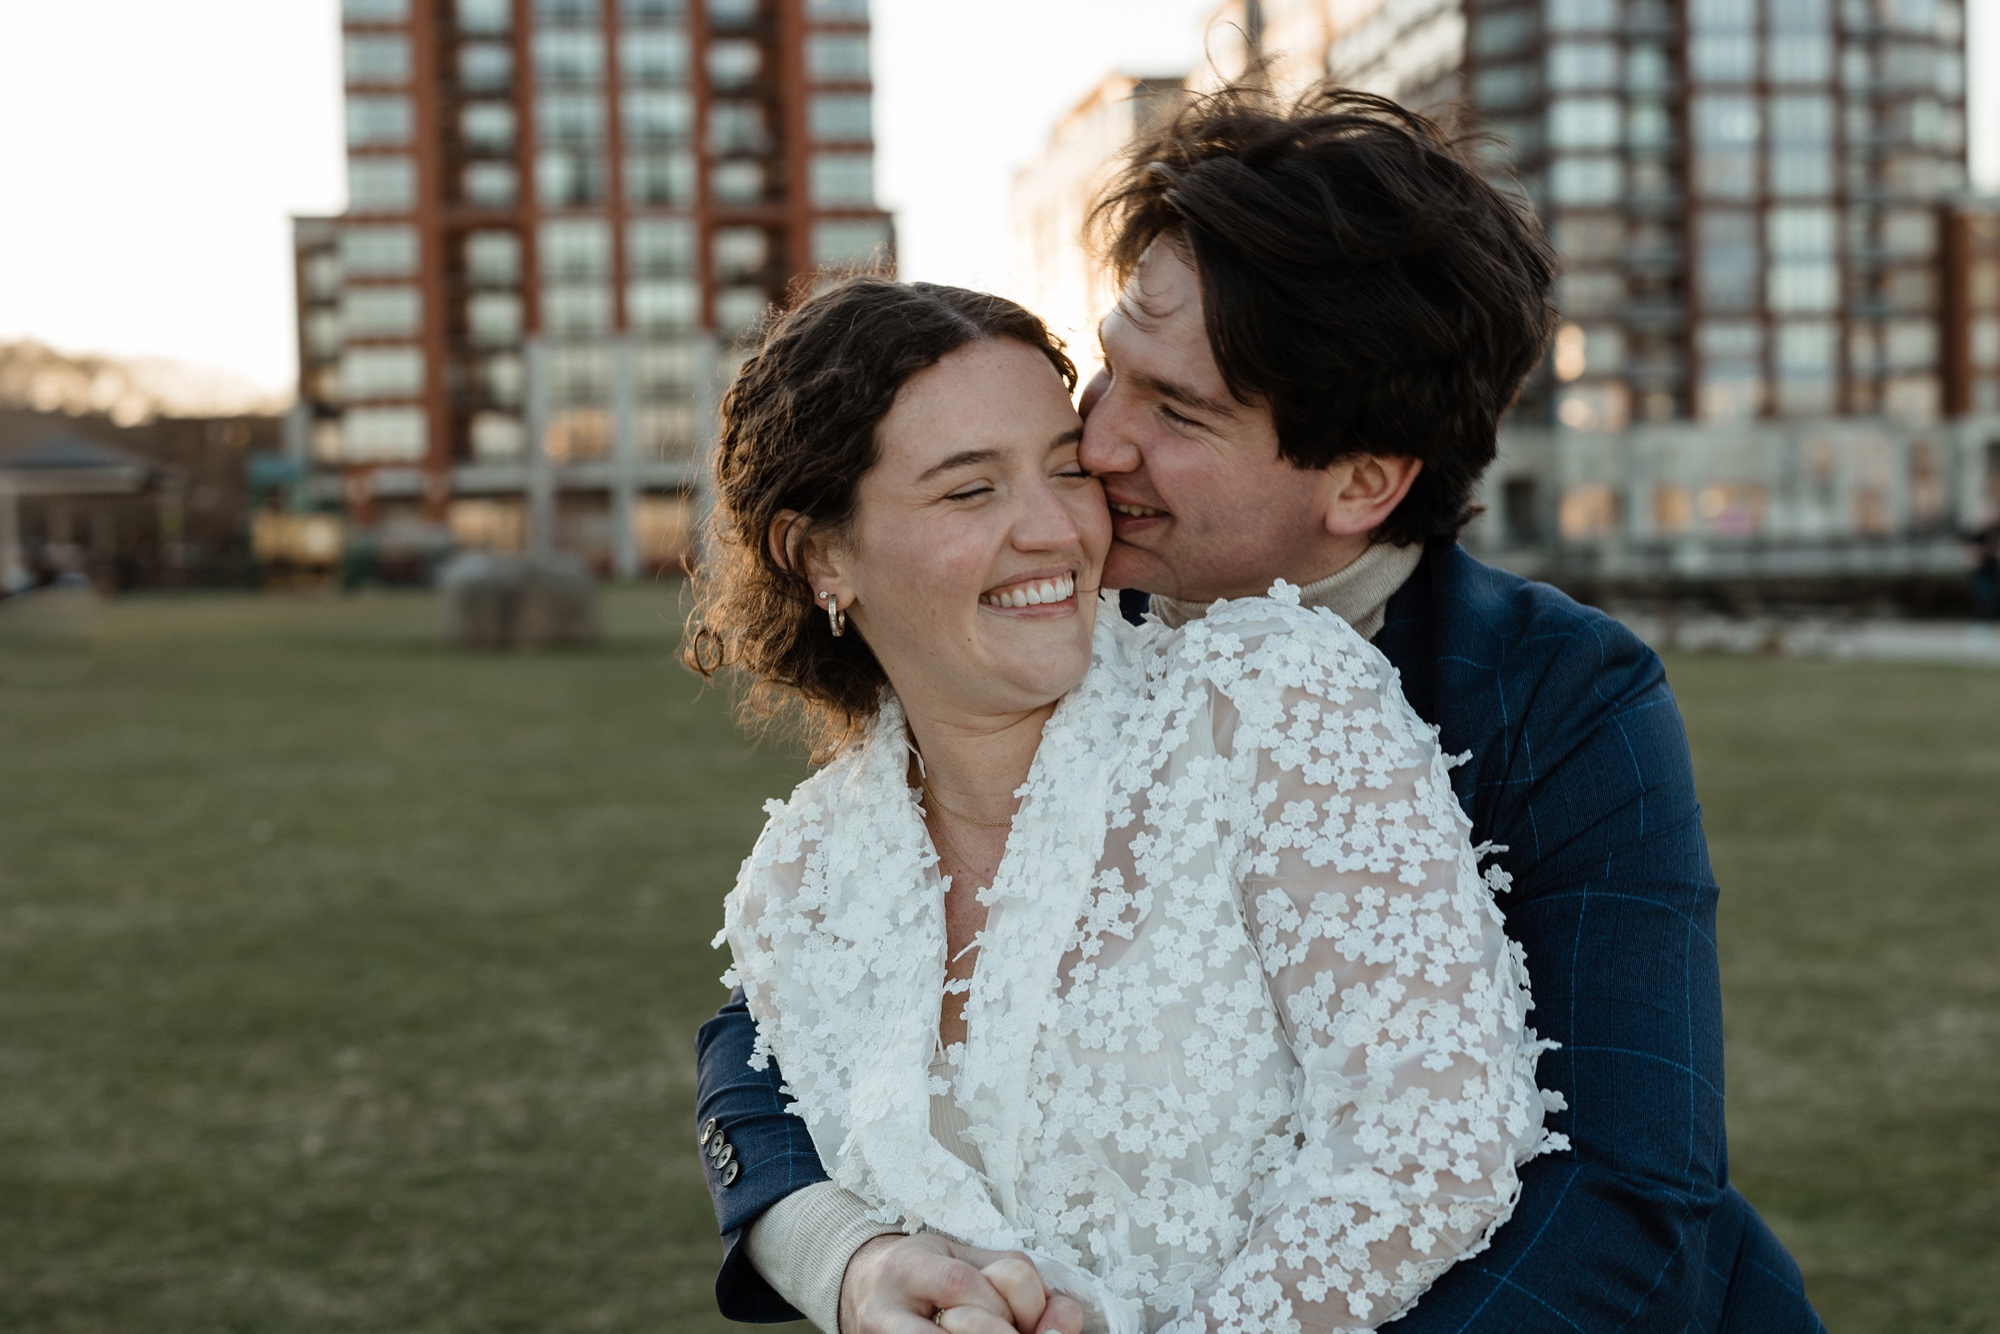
{"left": 721, "top": 1160, "right": 740, "bottom": 1187}
{"left": 713, "top": 1141, "right": 736, "bottom": 1168}
{"left": 699, "top": 1117, "right": 718, "bottom": 1147}
{"left": 707, "top": 1134, "right": 729, "bottom": 1162}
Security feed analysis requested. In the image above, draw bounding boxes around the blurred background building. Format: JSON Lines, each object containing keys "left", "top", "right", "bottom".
{"left": 293, "top": 0, "right": 893, "bottom": 578}
{"left": 1014, "top": 0, "right": 2000, "bottom": 606}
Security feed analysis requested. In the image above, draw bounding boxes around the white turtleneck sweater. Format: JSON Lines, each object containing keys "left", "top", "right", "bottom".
{"left": 741, "top": 542, "right": 1427, "bottom": 1333}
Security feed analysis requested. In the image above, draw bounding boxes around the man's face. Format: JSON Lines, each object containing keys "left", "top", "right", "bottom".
{"left": 1080, "top": 244, "right": 1360, "bottom": 602}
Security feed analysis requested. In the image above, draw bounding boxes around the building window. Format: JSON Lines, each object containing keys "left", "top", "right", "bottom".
{"left": 623, "top": 89, "right": 692, "bottom": 142}
{"left": 468, "top": 418, "right": 526, "bottom": 463}
{"left": 628, "top": 218, "right": 695, "bottom": 275}
{"left": 536, "top": 0, "right": 598, "bottom": 24}
{"left": 806, "top": 33, "right": 869, "bottom": 81}
{"left": 458, "top": 0, "right": 511, "bottom": 31}
{"left": 805, "top": 0, "right": 867, "bottom": 18}
{"left": 342, "top": 346, "right": 427, "bottom": 400}
{"left": 460, "top": 41, "right": 513, "bottom": 88}
{"left": 622, "top": 0, "right": 688, "bottom": 20}
{"left": 1547, "top": 41, "right": 1618, "bottom": 91}
{"left": 463, "top": 162, "right": 517, "bottom": 206}
{"left": 535, "top": 29, "right": 604, "bottom": 85}
{"left": 811, "top": 218, "right": 890, "bottom": 267}
{"left": 341, "top": 223, "right": 419, "bottom": 275}
{"left": 543, "top": 285, "right": 613, "bottom": 338}
{"left": 712, "top": 226, "right": 768, "bottom": 279}
{"left": 1546, "top": 0, "right": 1616, "bottom": 32}
{"left": 1473, "top": 64, "right": 1537, "bottom": 109}
{"left": 540, "top": 218, "right": 612, "bottom": 278}
{"left": 620, "top": 30, "right": 689, "bottom": 84}
{"left": 628, "top": 279, "right": 699, "bottom": 333}
{"left": 625, "top": 152, "right": 694, "bottom": 205}
{"left": 708, "top": 100, "right": 768, "bottom": 154}
{"left": 344, "top": 0, "right": 409, "bottom": 20}
{"left": 538, "top": 91, "right": 604, "bottom": 143}
{"left": 1626, "top": 43, "right": 1670, "bottom": 94}
{"left": 485, "top": 354, "right": 524, "bottom": 406}
{"left": 1549, "top": 156, "right": 1622, "bottom": 204}
{"left": 707, "top": 40, "right": 761, "bottom": 90}
{"left": 808, "top": 93, "right": 872, "bottom": 143}
{"left": 1549, "top": 97, "right": 1620, "bottom": 150}
{"left": 538, "top": 151, "right": 606, "bottom": 206}
{"left": 465, "top": 230, "right": 521, "bottom": 285}
{"left": 1689, "top": 34, "right": 1755, "bottom": 82}
{"left": 716, "top": 286, "right": 770, "bottom": 336}
{"left": 1767, "top": 34, "right": 1833, "bottom": 83}
{"left": 345, "top": 34, "right": 411, "bottom": 84}
{"left": 548, "top": 346, "right": 612, "bottom": 403}
{"left": 342, "top": 285, "right": 423, "bottom": 337}
{"left": 711, "top": 160, "right": 766, "bottom": 204}
{"left": 348, "top": 156, "right": 417, "bottom": 212}
{"left": 468, "top": 292, "right": 524, "bottom": 347}
{"left": 347, "top": 95, "right": 413, "bottom": 146}
{"left": 636, "top": 340, "right": 700, "bottom": 396}
{"left": 461, "top": 101, "right": 516, "bottom": 151}
{"left": 809, "top": 152, "right": 874, "bottom": 206}
{"left": 343, "top": 407, "right": 428, "bottom": 461}
{"left": 709, "top": 0, "right": 759, "bottom": 29}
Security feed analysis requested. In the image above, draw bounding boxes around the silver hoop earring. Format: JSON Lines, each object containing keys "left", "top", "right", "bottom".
{"left": 819, "top": 590, "right": 846, "bottom": 637}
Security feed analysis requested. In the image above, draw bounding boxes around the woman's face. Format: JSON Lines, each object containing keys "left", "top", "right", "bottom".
{"left": 821, "top": 337, "right": 1109, "bottom": 726}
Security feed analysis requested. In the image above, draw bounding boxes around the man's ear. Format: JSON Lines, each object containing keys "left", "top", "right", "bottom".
{"left": 1323, "top": 454, "right": 1423, "bottom": 540}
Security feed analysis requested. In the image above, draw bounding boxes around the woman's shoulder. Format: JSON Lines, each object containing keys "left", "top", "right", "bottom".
{"left": 1152, "top": 581, "right": 1393, "bottom": 695}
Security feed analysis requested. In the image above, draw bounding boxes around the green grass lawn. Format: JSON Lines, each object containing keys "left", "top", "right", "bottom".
{"left": 1, "top": 589, "right": 1994, "bottom": 1332}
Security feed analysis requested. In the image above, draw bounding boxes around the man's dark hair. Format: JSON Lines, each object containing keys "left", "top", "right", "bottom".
{"left": 1092, "top": 85, "right": 1557, "bottom": 545}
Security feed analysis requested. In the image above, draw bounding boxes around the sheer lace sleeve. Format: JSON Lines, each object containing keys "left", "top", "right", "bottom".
{"left": 1167, "top": 595, "right": 1563, "bottom": 1333}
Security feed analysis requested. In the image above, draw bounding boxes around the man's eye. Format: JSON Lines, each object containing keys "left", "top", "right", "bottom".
{"left": 1160, "top": 405, "right": 1199, "bottom": 429}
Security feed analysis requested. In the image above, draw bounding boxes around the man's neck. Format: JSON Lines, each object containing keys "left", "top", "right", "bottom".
{"left": 1152, "top": 541, "right": 1423, "bottom": 639}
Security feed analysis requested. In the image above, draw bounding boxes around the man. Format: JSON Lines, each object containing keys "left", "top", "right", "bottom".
{"left": 696, "top": 88, "right": 1822, "bottom": 1333}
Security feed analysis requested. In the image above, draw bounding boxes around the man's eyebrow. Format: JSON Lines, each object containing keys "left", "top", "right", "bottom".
{"left": 1130, "top": 370, "right": 1237, "bottom": 420}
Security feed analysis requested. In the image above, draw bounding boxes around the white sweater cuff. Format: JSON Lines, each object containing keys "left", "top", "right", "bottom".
{"left": 744, "top": 1181, "right": 901, "bottom": 1333}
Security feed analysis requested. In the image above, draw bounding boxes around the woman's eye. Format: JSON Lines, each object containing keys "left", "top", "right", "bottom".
{"left": 946, "top": 484, "right": 993, "bottom": 501}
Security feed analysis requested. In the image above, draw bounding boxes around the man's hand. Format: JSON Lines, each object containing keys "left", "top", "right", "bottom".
{"left": 839, "top": 1232, "right": 1086, "bottom": 1334}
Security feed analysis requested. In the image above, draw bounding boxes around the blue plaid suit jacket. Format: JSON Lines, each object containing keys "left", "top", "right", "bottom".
{"left": 693, "top": 542, "right": 1822, "bottom": 1331}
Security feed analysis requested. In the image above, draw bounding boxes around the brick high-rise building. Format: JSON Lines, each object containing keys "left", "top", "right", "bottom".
{"left": 294, "top": 0, "right": 893, "bottom": 574}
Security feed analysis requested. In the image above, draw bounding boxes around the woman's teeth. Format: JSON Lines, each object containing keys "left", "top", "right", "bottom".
{"left": 1110, "top": 502, "right": 1166, "bottom": 517}
{"left": 980, "top": 574, "right": 1076, "bottom": 608}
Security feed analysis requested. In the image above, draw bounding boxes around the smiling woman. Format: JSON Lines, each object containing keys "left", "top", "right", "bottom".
{"left": 684, "top": 277, "right": 1090, "bottom": 763}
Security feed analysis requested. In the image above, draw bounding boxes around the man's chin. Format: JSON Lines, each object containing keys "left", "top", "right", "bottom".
{"left": 1102, "top": 538, "right": 1171, "bottom": 596}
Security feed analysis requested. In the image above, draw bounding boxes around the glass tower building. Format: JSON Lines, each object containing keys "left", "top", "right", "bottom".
{"left": 1322, "top": 0, "right": 1968, "bottom": 432}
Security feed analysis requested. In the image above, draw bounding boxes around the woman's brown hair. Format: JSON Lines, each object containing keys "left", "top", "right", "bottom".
{"left": 684, "top": 277, "right": 1077, "bottom": 760}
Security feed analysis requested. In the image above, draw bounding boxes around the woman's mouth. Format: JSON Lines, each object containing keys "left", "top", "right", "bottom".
{"left": 979, "top": 572, "right": 1077, "bottom": 609}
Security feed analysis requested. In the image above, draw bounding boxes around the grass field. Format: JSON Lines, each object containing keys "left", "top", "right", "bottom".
{"left": 0, "top": 588, "right": 1994, "bottom": 1333}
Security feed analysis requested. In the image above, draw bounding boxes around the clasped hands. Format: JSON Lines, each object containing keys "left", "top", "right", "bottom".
{"left": 839, "top": 1232, "right": 1087, "bottom": 1334}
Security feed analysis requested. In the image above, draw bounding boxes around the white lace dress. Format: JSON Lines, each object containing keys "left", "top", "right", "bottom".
{"left": 720, "top": 585, "right": 1567, "bottom": 1333}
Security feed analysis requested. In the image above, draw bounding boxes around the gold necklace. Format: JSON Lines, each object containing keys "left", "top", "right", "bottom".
{"left": 921, "top": 782, "right": 1016, "bottom": 829}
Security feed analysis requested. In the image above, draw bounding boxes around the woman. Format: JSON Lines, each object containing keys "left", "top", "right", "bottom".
{"left": 690, "top": 278, "right": 1562, "bottom": 1334}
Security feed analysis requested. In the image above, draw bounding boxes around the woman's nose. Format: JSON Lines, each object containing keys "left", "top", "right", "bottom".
{"left": 1014, "top": 472, "right": 1084, "bottom": 550}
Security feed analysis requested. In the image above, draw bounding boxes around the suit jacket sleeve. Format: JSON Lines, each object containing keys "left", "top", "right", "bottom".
{"left": 1379, "top": 549, "right": 1816, "bottom": 1332}
{"left": 695, "top": 986, "right": 832, "bottom": 1323}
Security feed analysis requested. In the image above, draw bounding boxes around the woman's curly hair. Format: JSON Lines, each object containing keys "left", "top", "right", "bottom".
{"left": 684, "top": 277, "right": 1077, "bottom": 761}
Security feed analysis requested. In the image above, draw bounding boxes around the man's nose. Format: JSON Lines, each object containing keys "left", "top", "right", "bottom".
{"left": 1078, "top": 385, "right": 1140, "bottom": 477}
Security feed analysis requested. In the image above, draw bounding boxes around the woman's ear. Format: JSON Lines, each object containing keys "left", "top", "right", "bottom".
{"left": 1323, "top": 454, "right": 1423, "bottom": 539}
{"left": 767, "top": 511, "right": 853, "bottom": 603}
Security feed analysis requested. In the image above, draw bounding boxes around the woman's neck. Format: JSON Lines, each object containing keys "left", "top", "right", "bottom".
{"left": 901, "top": 698, "right": 1055, "bottom": 823}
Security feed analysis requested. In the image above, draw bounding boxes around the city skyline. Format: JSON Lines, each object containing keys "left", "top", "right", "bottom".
{"left": 0, "top": 0, "right": 1220, "bottom": 396}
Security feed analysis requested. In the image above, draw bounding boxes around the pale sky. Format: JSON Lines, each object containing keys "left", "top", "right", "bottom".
{"left": 0, "top": 0, "right": 1994, "bottom": 397}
